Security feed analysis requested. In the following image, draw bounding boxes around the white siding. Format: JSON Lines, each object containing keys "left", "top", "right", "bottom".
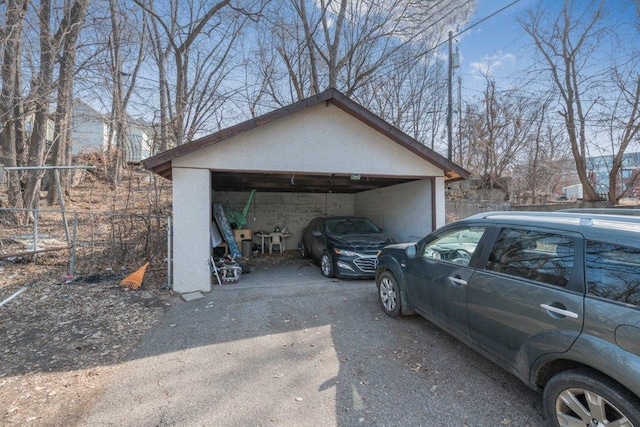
{"left": 72, "top": 103, "right": 107, "bottom": 155}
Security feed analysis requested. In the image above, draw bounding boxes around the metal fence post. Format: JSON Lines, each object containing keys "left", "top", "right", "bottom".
{"left": 167, "top": 215, "right": 172, "bottom": 289}
{"left": 53, "top": 169, "right": 71, "bottom": 245}
{"left": 69, "top": 214, "right": 78, "bottom": 278}
{"left": 33, "top": 208, "right": 38, "bottom": 263}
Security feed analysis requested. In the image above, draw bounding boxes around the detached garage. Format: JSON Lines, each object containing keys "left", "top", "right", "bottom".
{"left": 143, "top": 89, "right": 469, "bottom": 293}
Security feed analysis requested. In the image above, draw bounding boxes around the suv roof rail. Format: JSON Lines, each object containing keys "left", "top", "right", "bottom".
{"left": 559, "top": 208, "right": 640, "bottom": 216}
{"left": 466, "top": 210, "right": 640, "bottom": 225}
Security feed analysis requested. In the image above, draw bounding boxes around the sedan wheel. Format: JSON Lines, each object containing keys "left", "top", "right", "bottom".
{"left": 544, "top": 369, "right": 640, "bottom": 427}
{"left": 321, "top": 251, "right": 334, "bottom": 277}
{"left": 377, "top": 271, "right": 401, "bottom": 318}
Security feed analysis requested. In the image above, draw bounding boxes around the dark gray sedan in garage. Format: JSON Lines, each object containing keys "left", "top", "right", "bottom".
{"left": 301, "top": 216, "right": 395, "bottom": 278}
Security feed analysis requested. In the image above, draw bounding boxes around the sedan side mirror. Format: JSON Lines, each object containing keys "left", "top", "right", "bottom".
{"left": 405, "top": 244, "right": 418, "bottom": 259}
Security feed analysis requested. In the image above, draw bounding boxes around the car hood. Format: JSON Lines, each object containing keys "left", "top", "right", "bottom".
{"left": 329, "top": 233, "right": 394, "bottom": 249}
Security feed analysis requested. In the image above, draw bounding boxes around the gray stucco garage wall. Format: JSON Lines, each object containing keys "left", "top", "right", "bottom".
{"left": 354, "top": 179, "right": 434, "bottom": 243}
{"left": 174, "top": 104, "right": 443, "bottom": 178}
{"left": 212, "top": 191, "right": 354, "bottom": 251}
{"left": 173, "top": 168, "right": 212, "bottom": 293}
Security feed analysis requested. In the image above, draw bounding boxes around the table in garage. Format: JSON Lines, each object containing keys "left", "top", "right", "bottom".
{"left": 255, "top": 233, "right": 291, "bottom": 254}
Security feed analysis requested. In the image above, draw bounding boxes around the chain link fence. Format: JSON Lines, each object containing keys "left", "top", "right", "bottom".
{"left": 0, "top": 207, "right": 171, "bottom": 288}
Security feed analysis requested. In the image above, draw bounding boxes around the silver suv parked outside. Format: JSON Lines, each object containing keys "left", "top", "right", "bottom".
{"left": 375, "top": 211, "right": 640, "bottom": 426}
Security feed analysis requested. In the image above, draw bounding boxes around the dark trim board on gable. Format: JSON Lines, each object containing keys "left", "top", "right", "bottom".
{"left": 143, "top": 89, "right": 469, "bottom": 191}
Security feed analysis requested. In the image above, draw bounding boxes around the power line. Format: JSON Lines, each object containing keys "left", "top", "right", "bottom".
{"left": 373, "top": 0, "right": 522, "bottom": 82}
{"left": 455, "top": 0, "right": 522, "bottom": 40}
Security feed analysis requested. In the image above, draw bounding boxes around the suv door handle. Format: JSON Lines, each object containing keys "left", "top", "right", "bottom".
{"left": 449, "top": 277, "right": 467, "bottom": 286}
{"left": 540, "top": 304, "right": 579, "bottom": 319}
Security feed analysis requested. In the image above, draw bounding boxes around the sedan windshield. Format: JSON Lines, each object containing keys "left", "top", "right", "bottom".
{"left": 325, "top": 218, "right": 381, "bottom": 235}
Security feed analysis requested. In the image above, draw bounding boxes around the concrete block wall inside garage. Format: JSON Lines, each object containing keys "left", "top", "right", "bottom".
{"left": 213, "top": 178, "right": 437, "bottom": 249}
{"left": 212, "top": 191, "right": 354, "bottom": 251}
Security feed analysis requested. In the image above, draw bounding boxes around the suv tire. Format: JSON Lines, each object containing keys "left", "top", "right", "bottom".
{"left": 377, "top": 271, "right": 401, "bottom": 318}
{"left": 543, "top": 369, "right": 640, "bottom": 426}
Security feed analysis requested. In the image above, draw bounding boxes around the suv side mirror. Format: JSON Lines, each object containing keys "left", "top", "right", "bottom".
{"left": 405, "top": 244, "right": 418, "bottom": 259}
{"left": 312, "top": 230, "right": 322, "bottom": 237}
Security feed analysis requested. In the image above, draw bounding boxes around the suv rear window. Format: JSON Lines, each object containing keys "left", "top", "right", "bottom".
{"left": 585, "top": 241, "right": 640, "bottom": 305}
{"left": 485, "top": 228, "right": 574, "bottom": 288}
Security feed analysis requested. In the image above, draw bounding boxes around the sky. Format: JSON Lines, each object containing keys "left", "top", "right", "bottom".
{"left": 455, "top": 0, "right": 639, "bottom": 100}
{"left": 453, "top": 0, "right": 640, "bottom": 160}
{"left": 457, "top": 0, "right": 534, "bottom": 95}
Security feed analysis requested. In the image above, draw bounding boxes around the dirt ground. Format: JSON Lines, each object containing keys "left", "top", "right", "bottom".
{"left": 0, "top": 167, "right": 175, "bottom": 426}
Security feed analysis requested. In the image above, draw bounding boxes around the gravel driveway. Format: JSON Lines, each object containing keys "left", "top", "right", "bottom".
{"left": 82, "top": 257, "right": 546, "bottom": 426}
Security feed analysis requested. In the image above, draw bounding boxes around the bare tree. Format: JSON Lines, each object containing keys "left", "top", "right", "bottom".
{"left": 521, "top": 0, "right": 611, "bottom": 201}
{"left": 0, "top": 0, "right": 29, "bottom": 210}
{"left": 603, "top": 72, "right": 640, "bottom": 202}
{"left": 460, "top": 79, "right": 544, "bottom": 200}
{"left": 254, "top": 0, "right": 475, "bottom": 106}
{"left": 46, "top": 0, "right": 90, "bottom": 205}
{"left": 358, "top": 48, "right": 447, "bottom": 150}
{"left": 105, "top": 0, "right": 147, "bottom": 186}
{"left": 19, "top": 0, "right": 53, "bottom": 215}
{"left": 0, "top": 1, "right": 89, "bottom": 212}
{"left": 135, "top": 0, "right": 254, "bottom": 148}
{"left": 511, "top": 98, "right": 572, "bottom": 204}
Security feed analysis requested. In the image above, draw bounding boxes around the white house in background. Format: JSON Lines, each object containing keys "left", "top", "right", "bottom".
{"left": 24, "top": 110, "right": 56, "bottom": 144}
{"left": 124, "top": 118, "right": 153, "bottom": 162}
{"left": 72, "top": 100, "right": 109, "bottom": 155}
{"left": 71, "top": 100, "right": 154, "bottom": 162}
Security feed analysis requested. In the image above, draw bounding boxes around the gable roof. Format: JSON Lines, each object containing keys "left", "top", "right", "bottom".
{"left": 143, "top": 88, "right": 469, "bottom": 183}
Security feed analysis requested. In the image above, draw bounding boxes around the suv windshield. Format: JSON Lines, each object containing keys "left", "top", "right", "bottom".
{"left": 325, "top": 218, "right": 381, "bottom": 235}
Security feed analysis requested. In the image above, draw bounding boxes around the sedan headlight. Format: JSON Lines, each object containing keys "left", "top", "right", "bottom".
{"left": 334, "top": 248, "right": 359, "bottom": 257}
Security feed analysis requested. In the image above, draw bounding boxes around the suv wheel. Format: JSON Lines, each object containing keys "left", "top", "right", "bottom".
{"left": 377, "top": 271, "right": 401, "bottom": 318}
{"left": 544, "top": 369, "right": 640, "bottom": 426}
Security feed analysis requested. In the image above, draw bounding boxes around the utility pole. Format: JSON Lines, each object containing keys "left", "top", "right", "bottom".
{"left": 447, "top": 31, "right": 453, "bottom": 160}
{"left": 447, "top": 31, "right": 459, "bottom": 161}
{"left": 458, "top": 75, "right": 462, "bottom": 166}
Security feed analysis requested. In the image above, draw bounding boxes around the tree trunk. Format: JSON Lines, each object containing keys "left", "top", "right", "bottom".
{"left": 23, "top": 0, "right": 55, "bottom": 215}
{"left": 609, "top": 76, "right": 640, "bottom": 202}
{"left": 0, "top": 1, "right": 28, "bottom": 212}
{"left": 46, "top": 0, "right": 89, "bottom": 205}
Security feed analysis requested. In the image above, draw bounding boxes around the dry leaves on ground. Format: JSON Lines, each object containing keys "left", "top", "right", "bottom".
{"left": 1, "top": 167, "right": 174, "bottom": 426}
{"left": 0, "top": 260, "right": 172, "bottom": 426}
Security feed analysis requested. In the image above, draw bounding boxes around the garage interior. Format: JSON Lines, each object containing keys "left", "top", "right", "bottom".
{"left": 211, "top": 171, "right": 441, "bottom": 256}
